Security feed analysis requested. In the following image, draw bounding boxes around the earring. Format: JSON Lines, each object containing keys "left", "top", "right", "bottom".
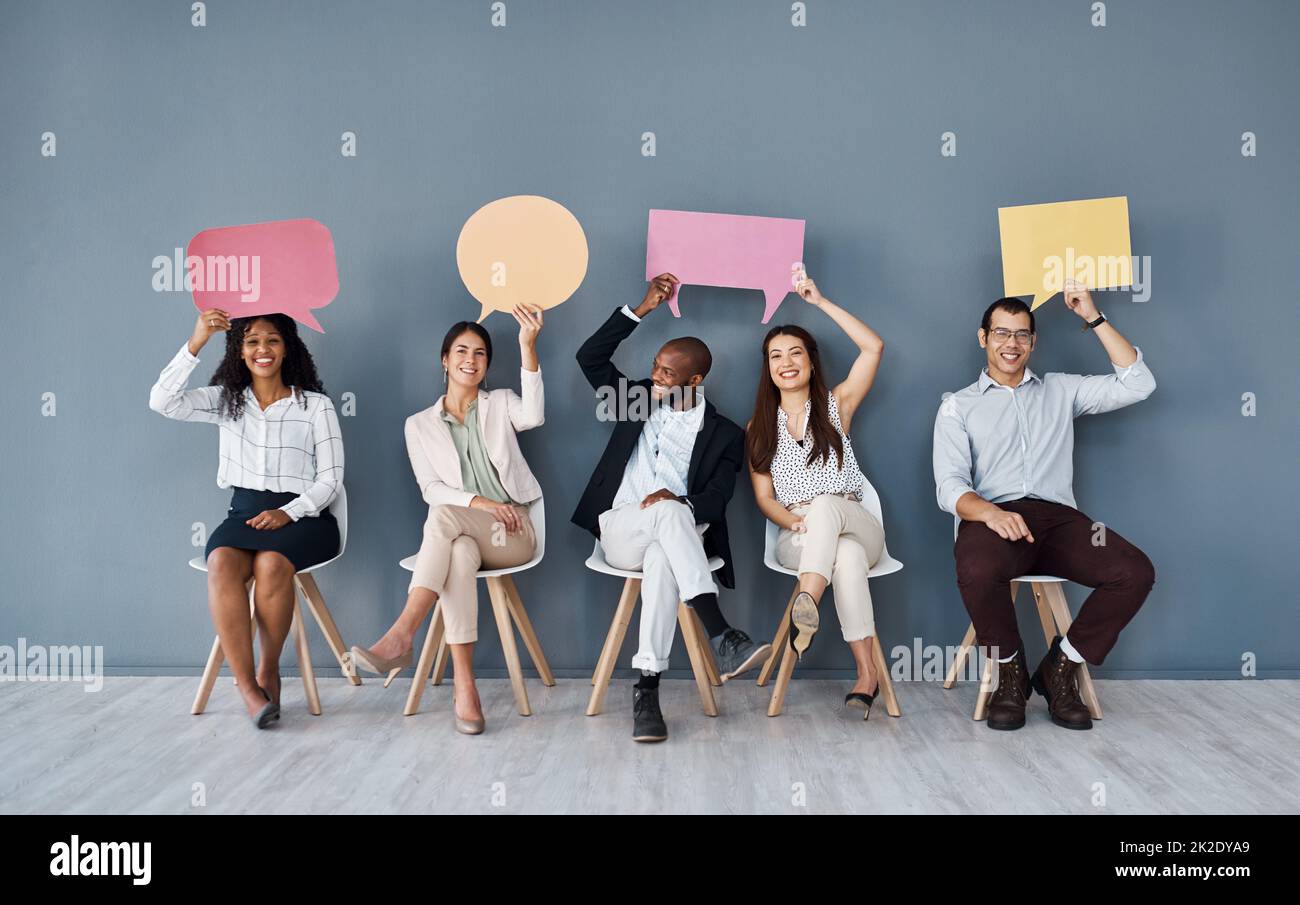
{"left": 443, "top": 368, "right": 449, "bottom": 385}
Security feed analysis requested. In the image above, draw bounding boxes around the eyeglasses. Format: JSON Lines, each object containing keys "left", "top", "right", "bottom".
{"left": 988, "top": 328, "right": 1033, "bottom": 344}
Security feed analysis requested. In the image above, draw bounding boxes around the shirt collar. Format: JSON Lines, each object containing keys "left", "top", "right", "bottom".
{"left": 978, "top": 367, "right": 1040, "bottom": 392}
{"left": 440, "top": 398, "right": 478, "bottom": 423}
{"left": 658, "top": 388, "right": 705, "bottom": 417}
{"left": 244, "top": 386, "right": 296, "bottom": 413}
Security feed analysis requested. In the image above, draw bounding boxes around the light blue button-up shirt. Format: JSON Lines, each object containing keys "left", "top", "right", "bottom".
{"left": 612, "top": 389, "right": 706, "bottom": 508}
{"left": 932, "top": 347, "right": 1156, "bottom": 515}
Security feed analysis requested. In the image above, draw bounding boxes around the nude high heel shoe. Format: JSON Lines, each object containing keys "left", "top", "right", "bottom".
{"left": 350, "top": 645, "right": 413, "bottom": 687}
{"left": 453, "top": 695, "right": 485, "bottom": 735}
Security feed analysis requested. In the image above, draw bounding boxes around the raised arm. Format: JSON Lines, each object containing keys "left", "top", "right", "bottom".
{"left": 148, "top": 308, "right": 230, "bottom": 422}
{"left": 792, "top": 269, "right": 884, "bottom": 427}
{"left": 575, "top": 274, "right": 677, "bottom": 392}
{"left": 506, "top": 304, "right": 545, "bottom": 431}
{"left": 1062, "top": 280, "right": 1156, "bottom": 416}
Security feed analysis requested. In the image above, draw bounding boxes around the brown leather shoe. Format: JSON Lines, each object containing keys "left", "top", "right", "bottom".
{"left": 1030, "top": 636, "right": 1093, "bottom": 730}
{"left": 986, "top": 648, "right": 1031, "bottom": 731}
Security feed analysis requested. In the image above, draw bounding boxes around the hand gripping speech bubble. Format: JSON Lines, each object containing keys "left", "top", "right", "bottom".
{"left": 187, "top": 218, "right": 339, "bottom": 332}
{"left": 456, "top": 195, "right": 589, "bottom": 323}
{"left": 998, "top": 197, "right": 1133, "bottom": 311}
{"left": 645, "top": 209, "right": 806, "bottom": 324}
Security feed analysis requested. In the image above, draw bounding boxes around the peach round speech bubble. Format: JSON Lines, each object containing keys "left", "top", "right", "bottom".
{"left": 456, "top": 195, "right": 589, "bottom": 322}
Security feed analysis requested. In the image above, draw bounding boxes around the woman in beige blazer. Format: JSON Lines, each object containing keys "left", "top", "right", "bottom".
{"left": 352, "top": 305, "right": 545, "bottom": 734}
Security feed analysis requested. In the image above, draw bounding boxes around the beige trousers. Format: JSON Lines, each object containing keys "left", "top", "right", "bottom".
{"left": 409, "top": 504, "right": 535, "bottom": 644}
{"left": 775, "top": 493, "right": 885, "bottom": 641}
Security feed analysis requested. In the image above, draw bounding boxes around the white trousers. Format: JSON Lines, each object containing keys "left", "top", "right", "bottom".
{"left": 598, "top": 500, "right": 716, "bottom": 673}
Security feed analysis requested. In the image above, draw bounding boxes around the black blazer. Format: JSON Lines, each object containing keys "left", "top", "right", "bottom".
{"left": 571, "top": 307, "right": 745, "bottom": 589}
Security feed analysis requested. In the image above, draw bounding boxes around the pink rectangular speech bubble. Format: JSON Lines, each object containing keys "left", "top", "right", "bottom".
{"left": 187, "top": 218, "right": 338, "bottom": 332}
{"left": 646, "top": 209, "right": 805, "bottom": 324}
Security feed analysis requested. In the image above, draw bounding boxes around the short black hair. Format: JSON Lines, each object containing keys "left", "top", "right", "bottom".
{"left": 665, "top": 336, "right": 712, "bottom": 379}
{"left": 981, "top": 297, "right": 1035, "bottom": 335}
{"left": 441, "top": 321, "right": 493, "bottom": 366}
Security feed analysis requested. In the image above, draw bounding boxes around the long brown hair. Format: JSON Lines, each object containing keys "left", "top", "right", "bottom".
{"left": 747, "top": 324, "right": 843, "bottom": 473}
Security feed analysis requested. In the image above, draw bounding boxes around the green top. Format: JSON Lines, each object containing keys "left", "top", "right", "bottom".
{"left": 441, "top": 399, "right": 514, "bottom": 505}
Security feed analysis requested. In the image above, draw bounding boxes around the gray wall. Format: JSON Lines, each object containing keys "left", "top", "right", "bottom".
{"left": 2, "top": 0, "right": 1296, "bottom": 678}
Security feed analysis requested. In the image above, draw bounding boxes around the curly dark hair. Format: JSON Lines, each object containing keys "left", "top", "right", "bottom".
{"left": 208, "top": 314, "right": 326, "bottom": 420}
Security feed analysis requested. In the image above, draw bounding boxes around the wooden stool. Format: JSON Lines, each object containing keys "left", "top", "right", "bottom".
{"left": 755, "top": 487, "right": 904, "bottom": 718}
{"left": 942, "top": 576, "right": 1103, "bottom": 721}
{"left": 400, "top": 498, "right": 555, "bottom": 717}
{"left": 190, "top": 485, "right": 358, "bottom": 717}
{"left": 584, "top": 541, "right": 724, "bottom": 717}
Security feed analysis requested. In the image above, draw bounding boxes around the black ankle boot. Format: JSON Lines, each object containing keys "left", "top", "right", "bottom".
{"left": 632, "top": 685, "right": 667, "bottom": 743}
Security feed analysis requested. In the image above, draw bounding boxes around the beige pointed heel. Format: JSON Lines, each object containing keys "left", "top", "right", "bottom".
{"left": 453, "top": 694, "right": 486, "bottom": 735}
{"left": 350, "top": 645, "right": 413, "bottom": 687}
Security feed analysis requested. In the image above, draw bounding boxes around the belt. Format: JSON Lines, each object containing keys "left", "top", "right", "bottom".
{"left": 785, "top": 490, "right": 862, "bottom": 512}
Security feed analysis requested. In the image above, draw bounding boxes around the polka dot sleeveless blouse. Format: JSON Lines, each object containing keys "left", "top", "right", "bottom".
{"left": 770, "top": 393, "right": 866, "bottom": 508}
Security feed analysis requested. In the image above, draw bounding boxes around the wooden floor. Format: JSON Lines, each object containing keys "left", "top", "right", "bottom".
{"left": 1, "top": 676, "right": 1297, "bottom": 814}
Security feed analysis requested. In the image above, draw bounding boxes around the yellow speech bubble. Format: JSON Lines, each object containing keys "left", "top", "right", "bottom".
{"left": 998, "top": 196, "right": 1132, "bottom": 310}
{"left": 456, "top": 195, "right": 589, "bottom": 322}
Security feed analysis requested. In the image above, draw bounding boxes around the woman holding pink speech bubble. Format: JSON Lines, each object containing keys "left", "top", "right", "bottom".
{"left": 746, "top": 268, "right": 891, "bottom": 719}
{"left": 351, "top": 305, "right": 546, "bottom": 735}
{"left": 150, "top": 309, "right": 344, "bottom": 729}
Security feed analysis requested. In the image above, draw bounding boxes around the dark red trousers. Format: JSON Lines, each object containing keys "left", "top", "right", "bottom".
{"left": 953, "top": 498, "right": 1155, "bottom": 665}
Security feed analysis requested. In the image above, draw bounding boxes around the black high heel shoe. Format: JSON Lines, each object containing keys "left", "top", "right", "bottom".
{"left": 251, "top": 686, "right": 280, "bottom": 730}
{"left": 844, "top": 674, "right": 881, "bottom": 721}
{"left": 787, "top": 592, "right": 819, "bottom": 662}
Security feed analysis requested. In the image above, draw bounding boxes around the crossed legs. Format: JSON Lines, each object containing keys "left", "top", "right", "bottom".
{"left": 365, "top": 504, "right": 535, "bottom": 724}
{"left": 776, "top": 494, "right": 886, "bottom": 696}
{"left": 598, "top": 500, "right": 718, "bottom": 672}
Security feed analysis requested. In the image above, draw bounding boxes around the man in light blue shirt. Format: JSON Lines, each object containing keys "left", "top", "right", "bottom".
{"left": 932, "top": 282, "right": 1156, "bottom": 732}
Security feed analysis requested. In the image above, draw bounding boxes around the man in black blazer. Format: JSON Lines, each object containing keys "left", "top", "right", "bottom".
{"left": 573, "top": 273, "right": 770, "bottom": 742}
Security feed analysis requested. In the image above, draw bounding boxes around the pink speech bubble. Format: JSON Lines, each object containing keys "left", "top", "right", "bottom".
{"left": 645, "top": 209, "right": 806, "bottom": 324}
{"left": 187, "top": 218, "right": 338, "bottom": 333}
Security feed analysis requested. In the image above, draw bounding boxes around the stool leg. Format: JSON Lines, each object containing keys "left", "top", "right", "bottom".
{"left": 293, "top": 600, "right": 322, "bottom": 715}
{"left": 587, "top": 578, "right": 639, "bottom": 716}
{"left": 431, "top": 610, "right": 450, "bottom": 686}
{"left": 502, "top": 576, "right": 555, "bottom": 687}
{"left": 1030, "top": 582, "right": 1057, "bottom": 646}
{"left": 766, "top": 606, "right": 798, "bottom": 716}
{"left": 973, "top": 650, "right": 995, "bottom": 721}
{"left": 943, "top": 623, "right": 976, "bottom": 689}
{"left": 192, "top": 635, "right": 224, "bottom": 715}
{"left": 487, "top": 576, "right": 531, "bottom": 716}
{"left": 871, "top": 635, "right": 901, "bottom": 717}
{"left": 757, "top": 589, "right": 797, "bottom": 687}
{"left": 692, "top": 608, "right": 723, "bottom": 686}
{"left": 404, "top": 601, "right": 443, "bottom": 716}
{"left": 296, "top": 572, "right": 362, "bottom": 686}
{"left": 678, "top": 602, "right": 718, "bottom": 717}
{"left": 1043, "top": 582, "right": 1103, "bottom": 719}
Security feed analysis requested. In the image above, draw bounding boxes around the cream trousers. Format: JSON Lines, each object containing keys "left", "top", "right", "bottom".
{"left": 409, "top": 504, "right": 535, "bottom": 644}
{"left": 775, "top": 493, "right": 885, "bottom": 641}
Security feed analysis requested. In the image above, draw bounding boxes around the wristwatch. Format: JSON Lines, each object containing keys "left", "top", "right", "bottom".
{"left": 1085, "top": 311, "right": 1107, "bottom": 330}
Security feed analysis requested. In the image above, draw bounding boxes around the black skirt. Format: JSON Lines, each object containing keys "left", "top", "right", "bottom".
{"left": 205, "top": 487, "right": 340, "bottom": 572}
